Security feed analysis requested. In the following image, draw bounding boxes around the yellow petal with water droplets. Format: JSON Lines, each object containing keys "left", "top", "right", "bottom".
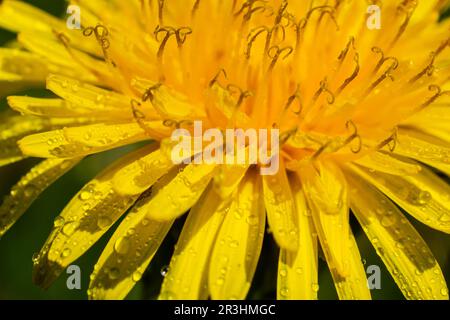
{"left": 131, "top": 77, "right": 206, "bottom": 119}
{"left": 144, "top": 164, "right": 217, "bottom": 221}
{"left": 8, "top": 96, "right": 124, "bottom": 119}
{"left": 394, "top": 128, "right": 450, "bottom": 176}
{"left": 350, "top": 163, "right": 450, "bottom": 233}
{"left": 112, "top": 148, "right": 175, "bottom": 196}
{"left": 262, "top": 160, "right": 298, "bottom": 251}
{"left": 46, "top": 75, "right": 143, "bottom": 119}
{"left": 89, "top": 190, "right": 173, "bottom": 300}
{"left": 333, "top": 234, "right": 372, "bottom": 300}
{"left": 32, "top": 147, "right": 153, "bottom": 289}
{"left": 0, "top": 114, "right": 87, "bottom": 166}
{"left": 355, "top": 151, "right": 422, "bottom": 176}
{"left": 0, "top": 158, "right": 80, "bottom": 237}
{"left": 209, "top": 171, "right": 265, "bottom": 300}
{"left": 18, "top": 121, "right": 167, "bottom": 158}
{"left": 9, "top": 97, "right": 79, "bottom": 118}
{"left": 347, "top": 171, "right": 449, "bottom": 300}
{"left": 213, "top": 164, "right": 249, "bottom": 199}
{"left": 159, "top": 186, "right": 229, "bottom": 300}
{"left": 301, "top": 162, "right": 370, "bottom": 299}
{"left": 299, "top": 161, "right": 350, "bottom": 277}
{"left": 278, "top": 175, "right": 318, "bottom": 300}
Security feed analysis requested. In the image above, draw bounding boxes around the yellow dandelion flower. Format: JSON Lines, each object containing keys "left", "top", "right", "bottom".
{"left": 0, "top": 0, "right": 450, "bottom": 300}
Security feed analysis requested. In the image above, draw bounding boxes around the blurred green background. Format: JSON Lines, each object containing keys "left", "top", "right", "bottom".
{"left": 0, "top": 0, "right": 449, "bottom": 300}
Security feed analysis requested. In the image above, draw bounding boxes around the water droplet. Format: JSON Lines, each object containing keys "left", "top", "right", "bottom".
{"left": 132, "top": 270, "right": 143, "bottom": 282}
{"left": 79, "top": 191, "right": 92, "bottom": 201}
{"left": 280, "top": 287, "right": 289, "bottom": 297}
{"left": 32, "top": 252, "right": 39, "bottom": 263}
{"left": 381, "top": 215, "right": 396, "bottom": 227}
{"left": 97, "top": 216, "right": 112, "bottom": 229}
{"left": 61, "top": 248, "right": 71, "bottom": 258}
{"left": 440, "top": 287, "right": 448, "bottom": 297}
{"left": 312, "top": 283, "right": 320, "bottom": 292}
{"left": 108, "top": 267, "right": 120, "bottom": 280}
{"left": 53, "top": 216, "right": 65, "bottom": 228}
{"left": 160, "top": 265, "right": 169, "bottom": 277}
{"left": 408, "top": 190, "right": 432, "bottom": 206}
{"left": 114, "top": 236, "right": 130, "bottom": 255}
{"left": 279, "top": 268, "right": 287, "bottom": 277}
{"left": 62, "top": 221, "right": 79, "bottom": 237}
{"left": 229, "top": 240, "right": 239, "bottom": 248}
{"left": 83, "top": 132, "right": 93, "bottom": 141}
{"left": 216, "top": 277, "right": 225, "bottom": 286}
{"left": 24, "top": 185, "right": 37, "bottom": 197}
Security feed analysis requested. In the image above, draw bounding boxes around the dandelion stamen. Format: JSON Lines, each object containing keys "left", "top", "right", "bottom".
{"left": 389, "top": 0, "right": 417, "bottom": 49}
{"left": 336, "top": 53, "right": 360, "bottom": 96}
{"left": 158, "top": 0, "right": 165, "bottom": 25}
{"left": 267, "top": 45, "right": 293, "bottom": 70}
{"left": 343, "top": 120, "right": 362, "bottom": 154}
{"left": 279, "top": 126, "right": 298, "bottom": 145}
{"left": 311, "top": 78, "right": 335, "bottom": 105}
{"left": 284, "top": 86, "right": 303, "bottom": 115}
{"left": 209, "top": 69, "right": 228, "bottom": 88}
{"left": 377, "top": 128, "right": 399, "bottom": 152}
{"left": 365, "top": 57, "right": 399, "bottom": 97}
{"left": 154, "top": 26, "right": 176, "bottom": 60}
{"left": 338, "top": 37, "right": 356, "bottom": 64}
{"left": 409, "top": 39, "right": 449, "bottom": 83}
{"left": 142, "top": 84, "right": 163, "bottom": 102}
{"left": 227, "top": 84, "right": 252, "bottom": 109}
{"left": 83, "top": 25, "right": 110, "bottom": 51}
{"left": 192, "top": 0, "right": 201, "bottom": 17}
{"left": 235, "top": 0, "right": 269, "bottom": 23}
{"left": 420, "top": 85, "right": 450, "bottom": 109}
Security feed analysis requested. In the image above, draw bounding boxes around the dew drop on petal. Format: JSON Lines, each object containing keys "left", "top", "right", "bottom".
{"left": 108, "top": 267, "right": 120, "bottom": 280}
{"left": 132, "top": 270, "right": 143, "bottom": 282}
{"left": 160, "top": 265, "right": 169, "bottom": 277}
{"left": 53, "top": 216, "right": 65, "bottom": 228}
{"left": 97, "top": 216, "right": 112, "bottom": 229}
{"left": 312, "top": 283, "right": 320, "bottom": 292}
{"left": 280, "top": 287, "right": 289, "bottom": 297}
{"left": 114, "top": 236, "right": 130, "bottom": 255}
{"left": 61, "top": 248, "right": 71, "bottom": 258}
{"left": 62, "top": 221, "right": 79, "bottom": 237}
